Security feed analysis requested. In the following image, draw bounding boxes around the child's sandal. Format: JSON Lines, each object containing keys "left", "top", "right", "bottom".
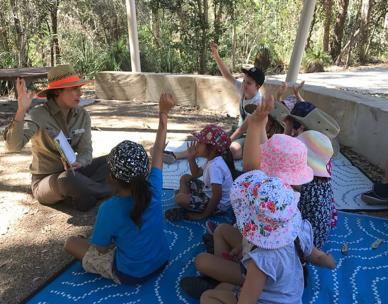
{"left": 163, "top": 151, "right": 176, "bottom": 164}
{"left": 165, "top": 208, "right": 186, "bottom": 221}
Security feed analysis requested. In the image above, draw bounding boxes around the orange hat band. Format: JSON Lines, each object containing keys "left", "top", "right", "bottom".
{"left": 48, "top": 76, "right": 81, "bottom": 89}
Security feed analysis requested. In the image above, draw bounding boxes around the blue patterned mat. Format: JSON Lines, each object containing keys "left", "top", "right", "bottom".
{"left": 27, "top": 191, "right": 388, "bottom": 304}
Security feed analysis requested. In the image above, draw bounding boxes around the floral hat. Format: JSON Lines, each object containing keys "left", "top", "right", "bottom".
{"left": 230, "top": 170, "right": 302, "bottom": 249}
{"left": 261, "top": 134, "right": 314, "bottom": 186}
{"left": 297, "top": 130, "right": 333, "bottom": 178}
{"left": 192, "top": 124, "right": 231, "bottom": 153}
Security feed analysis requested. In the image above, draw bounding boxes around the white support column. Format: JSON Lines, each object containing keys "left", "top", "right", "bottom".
{"left": 286, "top": 0, "right": 317, "bottom": 83}
{"left": 125, "top": 0, "right": 141, "bottom": 72}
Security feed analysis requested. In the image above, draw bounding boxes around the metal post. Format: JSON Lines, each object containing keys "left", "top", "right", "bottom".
{"left": 125, "top": 0, "right": 141, "bottom": 72}
{"left": 286, "top": 0, "right": 317, "bottom": 83}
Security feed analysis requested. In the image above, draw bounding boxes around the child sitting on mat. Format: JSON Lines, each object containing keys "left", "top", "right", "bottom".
{"left": 200, "top": 171, "right": 336, "bottom": 304}
{"left": 296, "top": 130, "right": 335, "bottom": 249}
{"left": 64, "top": 93, "right": 175, "bottom": 284}
{"left": 179, "top": 97, "right": 317, "bottom": 298}
{"left": 165, "top": 124, "right": 237, "bottom": 221}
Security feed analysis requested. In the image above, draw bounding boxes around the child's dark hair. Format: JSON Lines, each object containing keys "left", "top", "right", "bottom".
{"left": 111, "top": 174, "right": 151, "bottom": 228}
{"left": 222, "top": 148, "right": 240, "bottom": 180}
{"left": 294, "top": 237, "right": 308, "bottom": 287}
{"left": 267, "top": 116, "right": 284, "bottom": 138}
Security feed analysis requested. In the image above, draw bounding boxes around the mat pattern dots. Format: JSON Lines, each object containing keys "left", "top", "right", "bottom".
{"left": 27, "top": 193, "right": 388, "bottom": 304}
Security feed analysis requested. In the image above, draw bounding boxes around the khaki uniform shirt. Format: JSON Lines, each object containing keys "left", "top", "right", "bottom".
{"left": 4, "top": 99, "right": 92, "bottom": 175}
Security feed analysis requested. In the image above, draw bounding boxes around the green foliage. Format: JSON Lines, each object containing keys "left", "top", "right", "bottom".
{"left": 0, "top": 0, "right": 386, "bottom": 75}
{"left": 302, "top": 48, "right": 332, "bottom": 73}
{"left": 0, "top": 52, "right": 17, "bottom": 69}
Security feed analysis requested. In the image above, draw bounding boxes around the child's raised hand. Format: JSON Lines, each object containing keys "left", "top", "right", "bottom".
{"left": 210, "top": 42, "right": 219, "bottom": 58}
{"left": 159, "top": 93, "right": 175, "bottom": 114}
{"left": 16, "top": 78, "right": 34, "bottom": 114}
{"left": 292, "top": 80, "right": 305, "bottom": 96}
{"left": 250, "top": 95, "right": 274, "bottom": 124}
{"left": 276, "top": 82, "right": 288, "bottom": 100}
{"left": 186, "top": 141, "right": 197, "bottom": 159}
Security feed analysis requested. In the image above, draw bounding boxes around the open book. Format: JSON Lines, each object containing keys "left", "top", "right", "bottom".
{"left": 54, "top": 130, "right": 77, "bottom": 166}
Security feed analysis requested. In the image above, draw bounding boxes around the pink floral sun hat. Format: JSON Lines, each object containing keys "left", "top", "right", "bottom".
{"left": 230, "top": 170, "right": 302, "bottom": 249}
{"left": 261, "top": 134, "right": 314, "bottom": 186}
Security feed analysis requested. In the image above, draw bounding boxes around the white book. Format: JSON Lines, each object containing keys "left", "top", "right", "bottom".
{"left": 54, "top": 130, "right": 77, "bottom": 165}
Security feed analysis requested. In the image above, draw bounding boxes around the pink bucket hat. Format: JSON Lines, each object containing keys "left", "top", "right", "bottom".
{"left": 261, "top": 134, "right": 314, "bottom": 185}
{"left": 192, "top": 124, "right": 231, "bottom": 153}
{"left": 297, "top": 130, "right": 333, "bottom": 178}
{"left": 230, "top": 170, "right": 302, "bottom": 249}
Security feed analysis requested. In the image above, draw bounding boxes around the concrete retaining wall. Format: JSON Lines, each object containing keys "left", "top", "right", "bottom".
{"left": 96, "top": 71, "right": 388, "bottom": 169}
{"left": 96, "top": 72, "right": 240, "bottom": 116}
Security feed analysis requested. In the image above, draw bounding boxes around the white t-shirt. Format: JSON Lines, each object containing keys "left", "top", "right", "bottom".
{"left": 201, "top": 156, "right": 233, "bottom": 212}
{"left": 235, "top": 80, "right": 262, "bottom": 126}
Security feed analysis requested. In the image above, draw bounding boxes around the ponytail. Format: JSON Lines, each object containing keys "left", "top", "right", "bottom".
{"left": 129, "top": 176, "right": 152, "bottom": 228}
{"left": 110, "top": 174, "right": 151, "bottom": 228}
{"left": 222, "top": 149, "right": 240, "bottom": 180}
{"left": 294, "top": 237, "right": 308, "bottom": 288}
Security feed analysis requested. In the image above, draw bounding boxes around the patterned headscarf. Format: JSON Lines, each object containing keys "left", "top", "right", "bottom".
{"left": 107, "top": 140, "right": 149, "bottom": 183}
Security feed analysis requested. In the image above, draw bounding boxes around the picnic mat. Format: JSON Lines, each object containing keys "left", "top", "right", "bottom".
{"left": 163, "top": 141, "right": 384, "bottom": 211}
{"left": 26, "top": 195, "right": 388, "bottom": 304}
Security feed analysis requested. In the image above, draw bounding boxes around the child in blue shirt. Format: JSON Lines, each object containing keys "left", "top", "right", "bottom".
{"left": 64, "top": 93, "right": 175, "bottom": 283}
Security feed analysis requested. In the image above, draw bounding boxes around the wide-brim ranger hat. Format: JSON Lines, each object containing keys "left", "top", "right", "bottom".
{"left": 288, "top": 101, "right": 340, "bottom": 139}
{"left": 241, "top": 65, "right": 265, "bottom": 86}
{"left": 261, "top": 134, "right": 314, "bottom": 186}
{"left": 230, "top": 170, "right": 302, "bottom": 249}
{"left": 37, "top": 64, "right": 94, "bottom": 97}
{"left": 192, "top": 124, "right": 231, "bottom": 153}
{"left": 297, "top": 130, "right": 334, "bottom": 178}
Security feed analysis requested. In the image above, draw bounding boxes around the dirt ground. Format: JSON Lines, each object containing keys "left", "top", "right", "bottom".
{"left": 0, "top": 93, "right": 237, "bottom": 304}
{"left": 0, "top": 92, "right": 386, "bottom": 304}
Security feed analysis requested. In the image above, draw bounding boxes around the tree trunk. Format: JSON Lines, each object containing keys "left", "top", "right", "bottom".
{"left": 358, "top": 0, "right": 373, "bottom": 64}
{"left": 336, "top": 28, "right": 360, "bottom": 64}
{"left": 330, "top": 0, "right": 349, "bottom": 61}
{"left": 0, "top": 9, "right": 10, "bottom": 54}
{"left": 323, "top": 0, "right": 333, "bottom": 52}
{"left": 151, "top": 4, "right": 161, "bottom": 47}
{"left": 198, "top": 0, "right": 208, "bottom": 74}
{"left": 50, "top": 0, "right": 60, "bottom": 66}
{"left": 231, "top": 3, "right": 237, "bottom": 70}
{"left": 213, "top": 0, "right": 223, "bottom": 44}
{"left": 9, "top": 0, "right": 28, "bottom": 67}
{"left": 306, "top": 5, "right": 318, "bottom": 51}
